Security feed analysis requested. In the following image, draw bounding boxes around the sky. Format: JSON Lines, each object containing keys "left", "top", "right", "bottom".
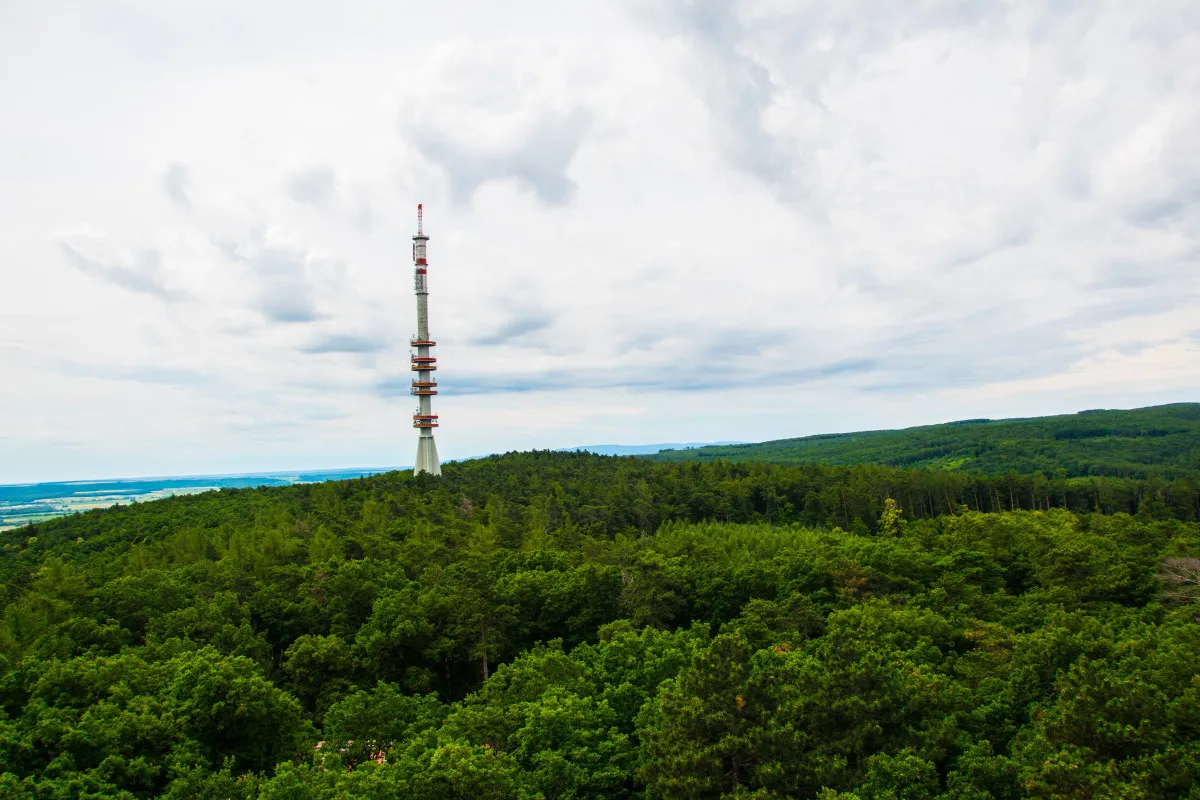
{"left": 1, "top": 0, "right": 1199, "bottom": 483}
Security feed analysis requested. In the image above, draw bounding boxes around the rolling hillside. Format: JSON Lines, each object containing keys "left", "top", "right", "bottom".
{"left": 646, "top": 403, "right": 1200, "bottom": 478}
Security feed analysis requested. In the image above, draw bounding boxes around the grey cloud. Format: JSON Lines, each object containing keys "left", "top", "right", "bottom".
{"left": 302, "top": 333, "right": 386, "bottom": 354}
{"left": 439, "top": 374, "right": 577, "bottom": 395}
{"left": 1092, "top": 260, "right": 1161, "bottom": 290}
{"left": 377, "top": 354, "right": 879, "bottom": 397}
{"left": 470, "top": 311, "right": 556, "bottom": 346}
{"left": 300, "top": 408, "right": 350, "bottom": 421}
{"left": 656, "top": 0, "right": 794, "bottom": 188}
{"left": 53, "top": 360, "right": 213, "bottom": 387}
{"left": 217, "top": 234, "right": 323, "bottom": 323}
{"left": 860, "top": 381, "right": 933, "bottom": 394}
{"left": 259, "top": 285, "right": 322, "bottom": 323}
{"left": 411, "top": 109, "right": 590, "bottom": 206}
{"left": 225, "top": 418, "right": 313, "bottom": 435}
{"left": 1108, "top": 340, "right": 1158, "bottom": 358}
{"left": 372, "top": 376, "right": 415, "bottom": 397}
{"left": 652, "top": 0, "right": 1008, "bottom": 193}
{"left": 807, "top": 1, "right": 998, "bottom": 51}
{"left": 162, "top": 163, "right": 191, "bottom": 210}
{"left": 1127, "top": 180, "right": 1200, "bottom": 228}
{"left": 670, "top": 0, "right": 738, "bottom": 47}
{"left": 378, "top": 371, "right": 579, "bottom": 397}
{"left": 764, "top": 358, "right": 879, "bottom": 386}
{"left": 942, "top": 221, "right": 1035, "bottom": 273}
{"left": 1071, "top": 293, "right": 1188, "bottom": 325}
{"left": 225, "top": 404, "right": 349, "bottom": 434}
{"left": 59, "top": 237, "right": 189, "bottom": 302}
{"left": 286, "top": 165, "right": 337, "bottom": 206}
{"left": 648, "top": 355, "right": 879, "bottom": 393}
{"left": 700, "top": 327, "right": 791, "bottom": 359}
{"left": 860, "top": 307, "right": 1110, "bottom": 391}
{"left": 116, "top": 366, "right": 212, "bottom": 385}
{"left": 613, "top": 326, "right": 673, "bottom": 356}
{"left": 388, "top": 277, "right": 1174, "bottom": 401}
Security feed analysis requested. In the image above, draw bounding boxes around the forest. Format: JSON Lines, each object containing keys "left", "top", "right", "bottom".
{"left": 1, "top": 450, "right": 1199, "bottom": 798}
{"left": 647, "top": 403, "right": 1200, "bottom": 480}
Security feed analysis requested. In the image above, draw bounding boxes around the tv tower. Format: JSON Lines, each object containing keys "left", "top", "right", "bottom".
{"left": 410, "top": 204, "right": 441, "bottom": 475}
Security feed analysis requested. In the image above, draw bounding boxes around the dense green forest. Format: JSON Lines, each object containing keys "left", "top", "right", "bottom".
{"left": 2, "top": 452, "right": 1200, "bottom": 798}
{"left": 647, "top": 403, "right": 1200, "bottom": 479}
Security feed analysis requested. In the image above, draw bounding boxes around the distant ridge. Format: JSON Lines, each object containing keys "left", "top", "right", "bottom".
{"left": 644, "top": 403, "right": 1200, "bottom": 479}
{"left": 558, "top": 442, "right": 747, "bottom": 457}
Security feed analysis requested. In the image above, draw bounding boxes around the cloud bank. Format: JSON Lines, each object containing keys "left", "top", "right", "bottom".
{"left": 0, "top": 0, "right": 1197, "bottom": 481}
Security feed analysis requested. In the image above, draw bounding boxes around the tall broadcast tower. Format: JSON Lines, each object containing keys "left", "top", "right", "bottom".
{"left": 410, "top": 204, "right": 441, "bottom": 475}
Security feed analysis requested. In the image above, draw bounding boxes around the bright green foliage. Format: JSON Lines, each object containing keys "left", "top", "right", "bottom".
{"left": 1012, "top": 618, "right": 1200, "bottom": 798}
{"left": 858, "top": 749, "right": 940, "bottom": 800}
{"left": 1, "top": 450, "right": 1199, "bottom": 797}
{"left": 283, "top": 633, "right": 356, "bottom": 720}
{"left": 322, "top": 681, "right": 444, "bottom": 767}
{"left": 648, "top": 403, "right": 1200, "bottom": 480}
{"left": 878, "top": 499, "right": 907, "bottom": 537}
{"left": 0, "top": 647, "right": 311, "bottom": 797}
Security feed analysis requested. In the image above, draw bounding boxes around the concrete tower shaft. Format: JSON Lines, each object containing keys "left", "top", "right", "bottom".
{"left": 411, "top": 204, "right": 441, "bottom": 476}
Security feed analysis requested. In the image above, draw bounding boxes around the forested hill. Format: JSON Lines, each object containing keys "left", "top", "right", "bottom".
{"left": 646, "top": 403, "right": 1200, "bottom": 478}
{"left": 3, "top": 451, "right": 1200, "bottom": 798}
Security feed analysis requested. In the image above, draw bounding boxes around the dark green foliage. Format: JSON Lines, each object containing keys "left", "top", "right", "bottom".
{"left": 648, "top": 403, "right": 1200, "bottom": 480}
{"left": 1, "top": 450, "right": 1198, "bottom": 797}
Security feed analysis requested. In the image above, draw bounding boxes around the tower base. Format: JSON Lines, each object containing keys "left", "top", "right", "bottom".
{"left": 414, "top": 435, "right": 441, "bottom": 476}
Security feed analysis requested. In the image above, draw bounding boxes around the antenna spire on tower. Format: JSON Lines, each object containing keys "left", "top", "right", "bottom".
{"left": 410, "top": 203, "right": 440, "bottom": 476}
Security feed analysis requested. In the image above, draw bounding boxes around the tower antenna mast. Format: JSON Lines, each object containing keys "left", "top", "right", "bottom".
{"left": 410, "top": 203, "right": 441, "bottom": 475}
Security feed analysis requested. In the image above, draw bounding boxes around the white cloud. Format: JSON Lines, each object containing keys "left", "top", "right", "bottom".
{"left": 0, "top": 0, "right": 1197, "bottom": 482}
{"left": 951, "top": 340, "right": 1200, "bottom": 403}
{"left": 57, "top": 230, "right": 189, "bottom": 302}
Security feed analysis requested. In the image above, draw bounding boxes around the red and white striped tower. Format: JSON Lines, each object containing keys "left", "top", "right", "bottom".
{"left": 411, "top": 204, "right": 441, "bottom": 475}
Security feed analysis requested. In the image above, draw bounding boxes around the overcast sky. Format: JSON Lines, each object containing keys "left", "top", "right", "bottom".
{"left": 2, "top": 1, "right": 1198, "bottom": 483}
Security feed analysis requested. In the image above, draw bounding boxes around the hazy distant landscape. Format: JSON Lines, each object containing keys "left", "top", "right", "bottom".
{"left": 0, "top": 445, "right": 746, "bottom": 530}
{"left": 0, "top": 468, "right": 399, "bottom": 531}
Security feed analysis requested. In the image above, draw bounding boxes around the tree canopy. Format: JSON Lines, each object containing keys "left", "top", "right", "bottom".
{"left": 647, "top": 403, "right": 1200, "bottom": 480}
{"left": 1, "top": 450, "right": 1199, "bottom": 798}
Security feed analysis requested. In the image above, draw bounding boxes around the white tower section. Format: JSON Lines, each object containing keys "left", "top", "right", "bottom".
{"left": 411, "top": 204, "right": 441, "bottom": 476}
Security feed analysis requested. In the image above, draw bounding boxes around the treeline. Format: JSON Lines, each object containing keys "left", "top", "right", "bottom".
{"left": 1, "top": 452, "right": 1199, "bottom": 797}
{"left": 648, "top": 402, "right": 1200, "bottom": 479}
{"left": 4, "top": 453, "right": 1199, "bottom": 596}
